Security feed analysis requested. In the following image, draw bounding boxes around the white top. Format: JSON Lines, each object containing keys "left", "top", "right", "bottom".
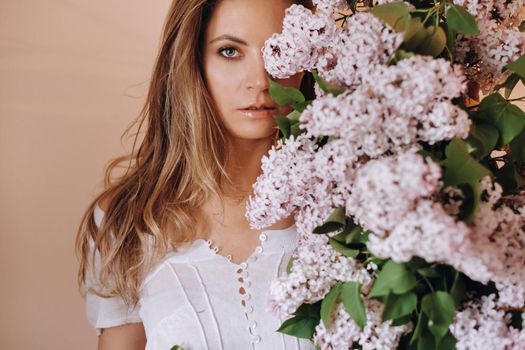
{"left": 85, "top": 204, "right": 316, "bottom": 350}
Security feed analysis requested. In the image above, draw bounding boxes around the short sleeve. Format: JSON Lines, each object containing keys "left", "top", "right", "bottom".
{"left": 84, "top": 204, "right": 142, "bottom": 335}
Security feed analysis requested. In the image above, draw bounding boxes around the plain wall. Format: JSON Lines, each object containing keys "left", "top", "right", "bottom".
{"left": 1, "top": 1, "right": 170, "bottom": 349}
{"left": 1, "top": 1, "right": 524, "bottom": 349}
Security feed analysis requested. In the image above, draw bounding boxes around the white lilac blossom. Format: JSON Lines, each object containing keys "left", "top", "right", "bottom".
{"left": 313, "top": 299, "right": 412, "bottom": 350}
{"left": 246, "top": 133, "right": 317, "bottom": 230}
{"left": 262, "top": 4, "right": 336, "bottom": 78}
{"left": 301, "top": 56, "right": 470, "bottom": 150}
{"left": 346, "top": 153, "right": 502, "bottom": 284}
{"left": 470, "top": 177, "right": 525, "bottom": 308}
{"left": 451, "top": 0, "right": 525, "bottom": 93}
{"left": 312, "top": 0, "right": 348, "bottom": 15}
{"left": 316, "top": 12, "right": 404, "bottom": 90}
{"left": 450, "top": 294, "right": 525, "bottom": 350}
{"left": 266, "top": 243, "right": 373, "bottom": 317}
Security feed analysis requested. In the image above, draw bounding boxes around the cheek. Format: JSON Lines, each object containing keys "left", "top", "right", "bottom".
{"left": 205, "top": 60, "right": 238, "bottom": 112}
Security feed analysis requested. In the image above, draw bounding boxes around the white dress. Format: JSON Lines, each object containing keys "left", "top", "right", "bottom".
{"left": 85, "top": 204, "right": 316, "bottom": 350}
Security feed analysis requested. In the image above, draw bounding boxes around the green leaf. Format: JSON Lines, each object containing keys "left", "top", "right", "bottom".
{"left": 495, "top": 162, "right": 525, "bottom": 194}
{"left": 329, "top": 237, "right": 360, "bottom": 257}
{"left": 437, "top": 331, "right": 457, "bottom": 350}
{"left": 449, "top": 272, "right": 466, "bottom": 307}
{"left": 277, "top": 302, "right": 321, "bottom": 339}
{"left": 321, "top": 284, "right": 342, "bottom": 328}
{"left": 461, "top": 180, "right": 482, "bottom": 223}
{"left": 286, "top": 255, "right": 295, "bottom": 273}
{"left": 421, "top": 292, "right": 456, "bottom": 344}
{"left": 346, "top": 0, "right": 357, "bottom": 13}
{"left": 418, "top": 25, "right": 447, "bottom": 57}
{"left": 417, "top": 329, "right": 436, "bottom": 350}
{"left": 494, "top": 73, "right": 521, "bottom": 98}
{"left": 269, "top": 79, "right": 305, "bottom": 106}
{"left": 369, "top": 261, "right": 418, "bottom": 298}
{"left": 341, "top": 281, "right": 367, "bottom": 329}
{"left": 445, "top": 4, "right": 479, "bottom": 36}
{"left": 417, "top": 267, "right": 441, "bottom": 278}
{"left": 345, "top": 226, "right": 364, "bottom": 244}
{"left": 370, "top": 2, "right": 411, "bottom": 32}
{"left": 444, "top": 22, "right": 457, "bottom": 54}
{"left": 403, "top": 18, "right": 427, "bottom": 51}
{"left": 277, "top": 315, "right": 320, "bottom": 339}
{"left": 292, "top": 100, "right": 312, "bottom": 113}
{"left": 442, "top": 138, "right": 492, "bottom": 186}
{"left": 478, "top": 93, "right": 525, "bottom": 145}
{"left": 465, "top": 123, "right": 499, "bottom": 159}
{"left": 410, "top": 311, "right": 426, "bottom": 346}
{"left": 505, "top": 54, "right": 525, "bottom": 78}
{"left": 313, "top": 206, "right": 346, "bottom": 234}
{"left": 510, "top": 126, "right": 525, "bottom": 163}
{"left": 382, "top": 292, "right": 417, "bottom": 322}
{"left": 275, "top": 115, "right": 291, "bottom": 138}
{"left": 311, "top": 70, "right": 345, "bottom": 96}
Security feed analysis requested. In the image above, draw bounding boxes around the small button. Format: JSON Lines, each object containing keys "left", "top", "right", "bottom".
{"left": 244, "top": 280, "right": 252, "bottom": 287}
{"left": 240, "top": 262, "right": 248, "bottom": 269}
{"left": 206, "top": 239, "right": 213, "bottom": 246}
{"left": 252, "top": 335, "right": 261, "bottom": 344}
{"left": 226, "top": 254, "right": 232, "bottom": 261}
{"left": 241, "top": 293, "right": 251, "bottom": 301}
{"left": 236, "top": 268, "right": 243, "bottom": 274}
{"left": 251, "top": 255, "right": 258, "bottom": 262}
{"left": 212, "top": 246, "right": 219, "bottom": 253}
{"left": 255, "top": 246, "right": 263, "bottom": 254}
{"left": 246, "top": 305, "right": 254, "bottom": 313}
{"left": 259, "top": 233, "right": 267, "bottom": 242}
{"left": 250, "top": 321, "right": 257, "bottom": 329}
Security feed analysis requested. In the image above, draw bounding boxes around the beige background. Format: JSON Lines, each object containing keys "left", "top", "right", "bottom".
{"left": 1, "top": 1, "right": 170, "bottom": 349}
{"left": 1, "top": 1, "right": 524, "bottom": 349}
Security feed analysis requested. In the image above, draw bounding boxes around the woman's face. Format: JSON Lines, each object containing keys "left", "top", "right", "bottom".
{"left": 202, "top": 0, "right": 304, "bottom": 141}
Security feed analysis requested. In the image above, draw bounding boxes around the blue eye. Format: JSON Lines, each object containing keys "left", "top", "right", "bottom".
{"left": 218, "top": 47, "right": 240, "bottom": 59}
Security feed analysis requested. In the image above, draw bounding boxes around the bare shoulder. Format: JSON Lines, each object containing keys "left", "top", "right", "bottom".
{"left": 98, "top": 322, "right": 146, "bottom": 350}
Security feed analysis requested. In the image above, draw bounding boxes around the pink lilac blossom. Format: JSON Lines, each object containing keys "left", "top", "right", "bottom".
{"left": 246, "top": 133, "right": 317, "bottom": 230}
{"left": 313, "top": 299, "right": 412, "bottom": 350}
{"left": 312, "top": 0, "right": 348, "bottom": 15}
{"left": 493, "top": 0, "right": 525, "bottom": 25}
{"left": 316, "top": 12, "right": 403, "bottom": 90}
{"left": 262, "top": 4, "right": 336, "bottom": 78}
{"left": 450, "top": 294, "right": 525, "bottom": 350}
{"left": 301, "top": 56, "right": 470, "bottom": 150}
{"left": 451, "top": 1, "right": 525, "bottom": 93}
{"left": 470, "top": 177, "right": 525, "bottom": 308}
{"left": 266, "top": 242, "right": 373, "bottom": 317}
{"left": 346, "top": 153, "right": 503, "bottom": 284}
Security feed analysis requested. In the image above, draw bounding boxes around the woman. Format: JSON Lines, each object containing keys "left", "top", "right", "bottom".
{"left": 75, "top": 0, "right": 316, "bottom": 348}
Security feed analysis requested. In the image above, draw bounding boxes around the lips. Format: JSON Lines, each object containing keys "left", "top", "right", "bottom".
{"left": 239, "top": 104, "right": 279, "bottom": 119}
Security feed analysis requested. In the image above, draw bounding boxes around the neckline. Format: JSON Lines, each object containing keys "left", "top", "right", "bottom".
{"left": 189, "top": 222, "right": 297, "bottom": 268}
{"left": 94, "top": 202, "right": 297, "bottom": 268}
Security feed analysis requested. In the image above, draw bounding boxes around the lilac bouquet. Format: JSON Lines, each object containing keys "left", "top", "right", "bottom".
{"left": 246, "top": 1, "right": 525, "bottom": 349}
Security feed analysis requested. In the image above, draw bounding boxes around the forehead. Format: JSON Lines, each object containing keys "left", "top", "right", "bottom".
{"left": 205, "top": 0, "right": 291, "bottom": 43}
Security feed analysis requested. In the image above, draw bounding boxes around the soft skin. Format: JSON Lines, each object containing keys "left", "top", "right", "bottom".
{"left": 202, "top": 0, "right": 304, "bottom": 151}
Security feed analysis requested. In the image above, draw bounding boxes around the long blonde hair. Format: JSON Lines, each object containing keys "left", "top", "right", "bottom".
{"left": 75, "top": 0, "right": 314, "bottom": 308}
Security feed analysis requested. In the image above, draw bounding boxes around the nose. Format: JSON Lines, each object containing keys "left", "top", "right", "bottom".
{"left": 246, "top": 50, "right": 270, "bottom": 91}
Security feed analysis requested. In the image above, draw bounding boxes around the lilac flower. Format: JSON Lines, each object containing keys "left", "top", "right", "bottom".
{"left": 312, "top": 0, "right": 348, "bottom": 15}
{"left": 266, "top": 243, "right": 373, "bottom": 317}
{"left": 313, "top": 299, "right": 411, "bottom": 350}
{"left": 316, "top": 13, "right": 404, "bottom": 90}
{"left": 450, "top": 294, "right": 525, "bottom": 350}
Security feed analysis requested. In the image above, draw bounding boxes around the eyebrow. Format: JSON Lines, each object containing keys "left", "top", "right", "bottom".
{"left": 209, "top": 34, "right": 248, "bottom": 45}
